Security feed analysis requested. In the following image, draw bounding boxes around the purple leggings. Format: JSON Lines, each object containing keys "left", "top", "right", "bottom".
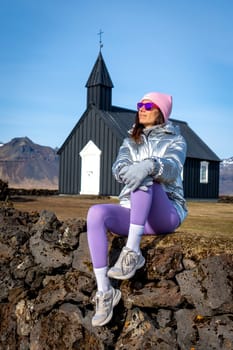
{"left": 87, "top": 183, "right": 180, "bottom": 268}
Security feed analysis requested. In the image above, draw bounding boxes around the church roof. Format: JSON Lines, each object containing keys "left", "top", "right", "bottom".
{"left": 98, "top": 106, "right": 220, "bottom": 162}
{"left": 59, "top": 102, "right": 220, "bottom": 162}
{"left": 85, "top": 51, "right": 113, "bottom": 88}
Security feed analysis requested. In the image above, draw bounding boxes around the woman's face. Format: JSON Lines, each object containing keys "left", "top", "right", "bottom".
{"left": 138, "top": 99, "right": 161, "bottom": 128}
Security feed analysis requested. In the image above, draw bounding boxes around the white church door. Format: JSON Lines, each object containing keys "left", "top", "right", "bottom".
{"left": 79, "top": 140, "right": 102, "bottom": 195}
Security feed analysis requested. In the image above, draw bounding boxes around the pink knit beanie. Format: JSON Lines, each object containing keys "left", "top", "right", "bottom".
{"left": 140, "top": 92, "right": 172, "bottom": 121}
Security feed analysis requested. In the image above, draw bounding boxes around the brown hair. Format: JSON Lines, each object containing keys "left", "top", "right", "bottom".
{"left": 131, "top": 110, "right": 165, "bottom": 143}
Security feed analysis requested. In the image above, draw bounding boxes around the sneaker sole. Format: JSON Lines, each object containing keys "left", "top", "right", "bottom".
{"left": 92, "top": 289, "right": 122, "bottom": 327}
{"left": 107, "top": 256, "right": 145, "bottom": 280}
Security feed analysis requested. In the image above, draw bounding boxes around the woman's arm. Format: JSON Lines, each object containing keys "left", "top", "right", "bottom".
{"left": 151, "top": 135, "right": 187, "bottom": 183}
{"left": 112, "top": 138, "right": 133, "bottom": 183}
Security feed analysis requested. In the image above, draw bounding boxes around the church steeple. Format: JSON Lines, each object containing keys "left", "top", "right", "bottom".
{"left": 85, "top": 51, "right": 114, "bottom": 110}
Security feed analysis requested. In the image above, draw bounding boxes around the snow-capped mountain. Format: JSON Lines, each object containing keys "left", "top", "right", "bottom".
{"left": 221, "top": 157, "right": 233, "bottom": 167}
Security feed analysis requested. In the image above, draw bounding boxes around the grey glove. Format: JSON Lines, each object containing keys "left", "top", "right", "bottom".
{"left": 119, "top": 159, "right": 154, "bottom": 192}
{"left": 139, "top": 176, "right": 153, "bottom": 191}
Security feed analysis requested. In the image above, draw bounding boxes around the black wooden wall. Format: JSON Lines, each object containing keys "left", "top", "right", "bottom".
{"left": 59, "top": 108, "right": 123, "bottom": 196}
{"left": 183, "top": 158, "right": 219, "bottom": 198}
{"left": 59, "top": 110, "right": 220, "bottom": 199}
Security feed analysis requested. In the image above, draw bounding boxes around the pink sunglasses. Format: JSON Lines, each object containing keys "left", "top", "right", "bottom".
{"left": 137, "top": 102, "right": 159, "bottom": 111}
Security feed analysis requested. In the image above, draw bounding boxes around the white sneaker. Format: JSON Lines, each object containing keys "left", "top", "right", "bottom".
{"left": 107, "top": 246, "right": 145, "bottom": 280}
{"left": 92, "top": 287, "right": 121, "bottom": 327}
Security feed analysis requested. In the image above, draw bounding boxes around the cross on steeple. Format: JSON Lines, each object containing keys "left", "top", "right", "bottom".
{"left": 97, "top": 29, "right": 104, "bottom": 51}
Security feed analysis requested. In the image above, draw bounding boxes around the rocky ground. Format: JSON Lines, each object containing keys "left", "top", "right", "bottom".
{"left": 0, "top": 202, "right": 233, "bottom": 350}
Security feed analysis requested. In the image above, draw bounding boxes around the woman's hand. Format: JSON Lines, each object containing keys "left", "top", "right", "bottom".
{"left": 119, "top": 160, "right": 154, "bottom": 192}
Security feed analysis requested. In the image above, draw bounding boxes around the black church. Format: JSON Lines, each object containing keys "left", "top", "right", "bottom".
{"left": 58, "top": 51, "right": 220, "bottom": 199}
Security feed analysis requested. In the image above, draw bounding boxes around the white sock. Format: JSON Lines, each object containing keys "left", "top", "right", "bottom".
{"left": 94, "top": 266, "right": 110, "bottom": 293}
{"left": 126, "top": 223, "right": 144, "bottom": 253}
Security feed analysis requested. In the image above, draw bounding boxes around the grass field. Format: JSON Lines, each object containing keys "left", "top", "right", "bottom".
{"left": 10, "top": 195, "right": 233, "bottom": 259}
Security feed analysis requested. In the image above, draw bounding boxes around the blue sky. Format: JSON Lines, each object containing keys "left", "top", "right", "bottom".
{"left": 0, "top": 0, "right": 232, "bottom": 159}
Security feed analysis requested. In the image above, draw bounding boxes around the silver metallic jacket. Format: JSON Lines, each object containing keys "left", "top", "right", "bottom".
{"left": 112, "top": 121, "right": 188, "bottom": 224}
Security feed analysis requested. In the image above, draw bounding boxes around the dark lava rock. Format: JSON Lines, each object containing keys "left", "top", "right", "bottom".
{"left": 0, "top": 206, "right": 232, "bottom": 350}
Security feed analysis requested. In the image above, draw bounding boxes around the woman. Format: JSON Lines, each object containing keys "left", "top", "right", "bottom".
{"left": 87, "top": 92, "right": 188, "bottom": 327}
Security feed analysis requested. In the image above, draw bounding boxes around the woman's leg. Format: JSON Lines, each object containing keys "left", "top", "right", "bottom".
{"left": 144, "top": 182, "right": 180, "bottom": 234}
{"left": 87, "top": 183, "right": 177, "bottom": 270}
{"left": 125, "top": 187, "right": 153, "bottom": 253}
{"left": 87, "top": 204, "right": 129, "bottom": 326}
{"left": 107, "top": 188, "right": 154, "bottom": 279}
{"left": 87, "top": 204, "right": 130, "bottom": 269}
{"left": 87, "top": 184, "right": 179, "bottom": 285}
{"left": 107, "top": 183, "right": 180, "bottom": 280}
{"left": 129, "top": 182, "right": 179, "bottom": 233}
{"left": 119, "top": 183, "right": 180, "bottom": 253}
{"left": 87, "top": 185, "right": 180, "bottom": 326}
{"left": 87, "top": 187, "right": 155, "bottom": 270}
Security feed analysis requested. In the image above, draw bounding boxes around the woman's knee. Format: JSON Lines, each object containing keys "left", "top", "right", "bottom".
{"left": 87, "top": 204, "right": 109, "bottom": 226}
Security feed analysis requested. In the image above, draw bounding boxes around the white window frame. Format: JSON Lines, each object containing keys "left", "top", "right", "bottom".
{"left": 200, "top": 161, "right": 209, "bottom": 184}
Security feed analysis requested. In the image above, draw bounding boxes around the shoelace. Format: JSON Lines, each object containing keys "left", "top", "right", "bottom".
{"left": 92, "top": 293, "right": 101, "bottom": 304}
{"left": 121, "top": 251, "right": 138, "bottom": 273}
{"left": 96, "top": 296, "right": 101, "bottom": 309}
{"left": 94, "top": 293, "right": 105, "bottom": 310}
{"left": 93, "top": 292, "right": 111, "bottom": 309}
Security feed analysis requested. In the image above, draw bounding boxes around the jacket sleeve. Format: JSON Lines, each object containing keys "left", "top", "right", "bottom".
{"left": 112, "top": 138, "right": 133, "bottom": 183}
{"left": 151, "top": 135, "right": 187, "bottom": 184}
